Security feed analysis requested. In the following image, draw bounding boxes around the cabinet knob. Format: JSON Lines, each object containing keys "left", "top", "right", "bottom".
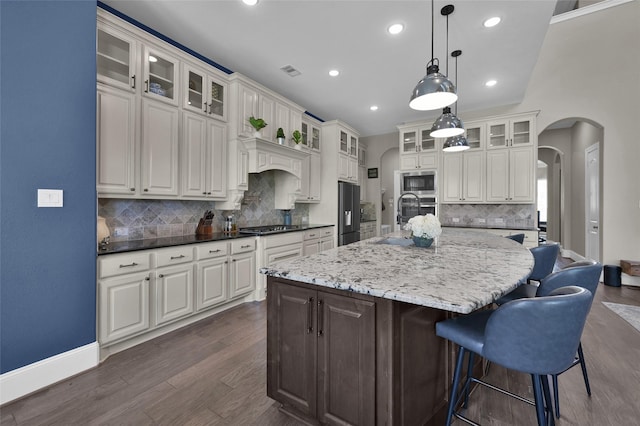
{"left": 207, "top": 192, "right": 211, "bottom": 195}
{"left": 144, "top": 188, "right": 149, "bottom": 192}
{"left": 144, "top": 80, "right": 149, "bottom": 93}
{"left": 159, "top": 274, "right": 164, "bottom": 278}
{"left": 203, "top": 192, "right": 207, "bottom": 195}
{"left": 131, "top": 75, "right": 136, "bottom": 89}
{"left": 130, "top": 188, "right": 135, "bottom": 192}
{"left": 145, "top": 276, "right": 150, "bottom": 281}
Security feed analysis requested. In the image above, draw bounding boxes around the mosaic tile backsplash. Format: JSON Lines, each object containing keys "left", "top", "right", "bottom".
{"left": 439, "top": 204, "right": 536, "bottom": 229}
{"left": 99, "top": 171, "right": 309, "bottom": 242}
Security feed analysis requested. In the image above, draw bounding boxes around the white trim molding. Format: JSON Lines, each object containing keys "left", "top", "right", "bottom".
{"left": 551, "top": 0, "right": 634, "bottom": 24}
{"left": 0, "top": 342, "right": 99, "bottom": 405}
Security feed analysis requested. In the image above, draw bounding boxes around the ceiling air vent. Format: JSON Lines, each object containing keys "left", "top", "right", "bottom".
{"left": 280, "top": 65, "right": 301, "bottom": 77}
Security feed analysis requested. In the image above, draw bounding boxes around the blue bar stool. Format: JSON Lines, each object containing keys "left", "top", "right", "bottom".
{"left": 436, "top": 286, "right": 592, "bottom": 426}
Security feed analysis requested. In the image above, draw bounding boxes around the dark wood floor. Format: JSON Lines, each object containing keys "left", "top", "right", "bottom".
{"left": 2, "top": 259, "right": 640, "bottom": 426}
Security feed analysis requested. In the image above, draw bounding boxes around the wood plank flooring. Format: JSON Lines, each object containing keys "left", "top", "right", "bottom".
{"left": 2, "top": 259, "right": 640, "bottom": 425}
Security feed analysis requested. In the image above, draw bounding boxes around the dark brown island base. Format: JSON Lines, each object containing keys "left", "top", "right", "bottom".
{"left": 262, "top": 229, "right": 533, "bottom": 425}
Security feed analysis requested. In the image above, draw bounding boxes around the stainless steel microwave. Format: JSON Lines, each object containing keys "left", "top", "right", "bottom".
{"left": 400, "top": 170, "right": 436, "bottom": 194}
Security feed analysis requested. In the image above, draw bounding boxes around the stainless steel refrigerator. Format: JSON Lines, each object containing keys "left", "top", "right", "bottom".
{"left": 338, "top": 181, "right": 361, "bottom": 246}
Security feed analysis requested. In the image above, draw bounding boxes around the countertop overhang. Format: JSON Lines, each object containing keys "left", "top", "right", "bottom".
{"left": 261, "top": 228, "right": 534, "bottom": 314}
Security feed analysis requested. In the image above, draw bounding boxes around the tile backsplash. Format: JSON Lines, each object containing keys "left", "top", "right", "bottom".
{"left": 439, "top": 204, "right": 536, "bottom": 229}
{"left": 99, "top": 171, "right": 309, "bottom": 242}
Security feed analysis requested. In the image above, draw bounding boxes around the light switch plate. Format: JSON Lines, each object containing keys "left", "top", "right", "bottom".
{"left": 37, "top": 189, "right": 63, "bottom": 207}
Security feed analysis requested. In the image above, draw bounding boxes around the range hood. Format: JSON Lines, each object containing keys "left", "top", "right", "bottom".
{"left": 242, "top": 137, "right": 308, "bottom": 179}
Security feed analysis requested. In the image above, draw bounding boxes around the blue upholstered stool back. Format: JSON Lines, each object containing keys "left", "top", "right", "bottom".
{"left": 483, "top": 286, "right": 592, "bottom": 375}
{"left": 536, "top": 261, "right": 602, "bottom": 302}
{"left": 528, "top": 243, "right": 560, "bottom": 282}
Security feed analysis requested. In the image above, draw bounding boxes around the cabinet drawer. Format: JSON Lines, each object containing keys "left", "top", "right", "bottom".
{"left": 232, "top": 238, "right": 255, "bottom": 254}
{"left": 320, "top": 227, "right": 334, "bottom": 238}
{"left": 99, "top": 252, "right": 152, "bottom": 278}
{"left": 303, "top": 230, "right": 321, "bottom": 241}
{"left": 263, "top": 232, "right": 303, "bottom": 248}
{"left": 197, "top": 241, "right": 229, "bottom": 260}
{"left": 156, "top": 246, "right": 194, "bottom": 267}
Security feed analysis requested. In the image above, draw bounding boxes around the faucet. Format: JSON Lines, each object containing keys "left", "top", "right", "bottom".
{"left": 397, "top": 192, "right": 421, "bottom": 225}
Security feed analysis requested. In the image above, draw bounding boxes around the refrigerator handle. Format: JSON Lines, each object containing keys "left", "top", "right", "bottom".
{"left": 345, "top": 210, "right": 352, "bottom": 226}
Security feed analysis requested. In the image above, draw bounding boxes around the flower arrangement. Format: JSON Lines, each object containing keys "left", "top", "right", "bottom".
{"left": 404, "top": 214, "right": 442, "bottom": 240}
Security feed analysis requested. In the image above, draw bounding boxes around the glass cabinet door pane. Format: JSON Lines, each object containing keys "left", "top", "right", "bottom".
{"left": 512, "top": 120, "right": 530, "bottom": 145}
{"left": 340, "top": 131, "right": 348, "bottom": 153}
{"left": 350, "top": 136, "right": 357, "bottom": 156}
{"left": 311, "top": 127, "right": 320, "bottom": 151}
{"left": 466, "top": 127, "right": 481, "bottom": 149}
{"left": 147, "top": 51, "right": 175, "bottom": 101}
{"left": 420, "top": 129, "right": 435, "bottom": 150}
{"left": 301, "top": 122, "right": 309, "bottom": 147}
{"left": 97, "top": 29, "right": 132, "bottom": 88}
{"left": 402, "top": 131, "right": 416, "bottom": 153}
{"left": 187, "top": 70, "right": 204, "bottom": 111}
{"left": 209, "top": 80, "right": 224, "bottom": 117}
{"left": 489, "top": 123, "right": 507, "bottom": 147}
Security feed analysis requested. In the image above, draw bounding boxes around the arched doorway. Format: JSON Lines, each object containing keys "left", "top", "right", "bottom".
{"left": 538, "top": 118, "right": 603, "bottom": 260}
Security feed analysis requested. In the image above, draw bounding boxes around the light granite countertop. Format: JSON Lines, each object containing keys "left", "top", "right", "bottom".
{"left": 261, "top": 228, "right": 534, "bottom": 314}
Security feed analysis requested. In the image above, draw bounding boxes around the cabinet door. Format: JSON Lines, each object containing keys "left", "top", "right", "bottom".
{"left": 462, "top": 151, "right": 484, "bottom": 202}
{"left": 183, "top": 64, "right": 208, "bottom": 115}
{"left": 206, "top": 76, "right": 226, "bottom": 121}
{"left": 181, "top": 111, "right": 207, "bottom": 197}
{"left": 511, "top": 118, "right": 533, "bottom": 147}
{"left": 400, "top": 130, "right": 418, "bottom": 154}
{"left": 339, "top": 130, "right": 348, "bottom": 154}
{"left": 97, "top": 25, "right": 137, "bottom": 92}
{"left": 141, "top": 99, "right": 179, "bottom": 196}
{"left": 348, "top": 158, "right": 359, "bottom": 183}
{"left": 259, "top": 95, "right": 276, "bottom": 141}
{"left": 485, "top": 150, "right": 510, "bottom": 202}
{"left": 317, "top": 292, "right": 376, "bottom": 425}
{"left": 350, "top": 135, "right": 358, "bottom": 157}
{"left": 338, "top": 154, "right": 350, "bottom": 181}
{"left": 239, "top": 84, "right": 259, "bottom": 136}
{"left": 442, "top": 154, "right": 463, "bottom": 203}
{"left": 303, "top": 239, "right": 320, "bottom": 256}
{"left": 400, "top": 154, "right": 420, "bottom": 170}
{"left": 196, "top": 257, "right": 228, "bottom": 311}
{"left": 206, "top": 119, "right": 227, "bottom": 198}
{"left": 142, "top": 45, "right": 179, "bottom": 105}
{"left": 267, "top": 281, "right": 318, "bottom": 417}
{"left": 418, "top": 152, "right": 437, "bottom": 169}
{"left": 419, "top": 128, "right": 436, "bottom": 151}
{"left": 319, "top": 238, "right": 334, "bottom": 252}
{"left": 464, "top": 123, "right": 485, "bottom": 150}
{"left": 97, "top": 85, "right": 136, "bottom": 195}
{"left": 487, "top": 119, "right": 509, "bottom": 149}
{"left": 310, "top": 125, "right": 321, "bottom": 151}
{"left": 290, "top": 109, "right": 302, "bottom": 139}
{"left": 308, "top": 154, "right": 322, "bottom": 201}
{"left": 229, "top": 251, "right": 256, "bottom": 299}
{"left": 154, "top": 265, "right": 194, "bottom": 326}
{"left": 99, "top": 272, "right": 150, "bottom": 344}
{"left": 276, "top": 102, "right": 290, "bottom": 137}
{"left": 510, "top": 147, "right": 534, "bottom": 202}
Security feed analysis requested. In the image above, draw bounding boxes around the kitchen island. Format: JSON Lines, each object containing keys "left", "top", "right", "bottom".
{"left": 262, "top": 228, "right": 533, "bottom": 426}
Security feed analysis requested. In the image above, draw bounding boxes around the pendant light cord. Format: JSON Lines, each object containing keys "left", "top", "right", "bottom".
{"left": 431, "top": 0, "right": 434, "bottom": 63}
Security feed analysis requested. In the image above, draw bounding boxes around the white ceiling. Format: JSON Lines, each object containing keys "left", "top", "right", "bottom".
{"left": 101, "top": 0, "right": 558, "bottom": 137}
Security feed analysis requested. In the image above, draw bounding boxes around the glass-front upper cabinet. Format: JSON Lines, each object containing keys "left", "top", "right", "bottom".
{"left": 400, "top": 127, "right": 436, "bottom": 154}
{"left": 311, "top": 126, "right": 320, "bottom": 151}
{"left": 143, "top": 45, "right": 179, "bottom": 105}
{"left": 350, "top": 135, "right": 358, "bottom": 157}
{"left": 401, "top": 130, "right": 417, "bottom": 153}
{"left": 419, "top": 129, "right": 436, "bottom": 151}
{"left": 301, "top": 122, "right": 310, "bottom": 148}
{"left": 183, "top": 63, "right": 227, "bottom": 121}
{"left": 340, "top": 130, "right": 348, "bottom": 153}
{"left": 463, "top": 123, "right": 485, "bottom": 150}
{"left": 487, "top": 117, "right": 533, "bottom": 149}
{"left": 97, "top": 25, "right": 137, "bottom": 92}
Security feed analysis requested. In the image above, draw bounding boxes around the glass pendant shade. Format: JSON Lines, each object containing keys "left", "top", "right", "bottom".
{"left": 443, "top": 134, "right": 470, "bottom": 152}
{"left": 430, "top": 106, "right": 464, "bottom": 137}
{"left": 409, "top": 64, "right": 457, "bottom": 111}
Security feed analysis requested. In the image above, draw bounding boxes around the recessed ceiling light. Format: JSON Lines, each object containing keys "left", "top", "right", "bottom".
{"left": 485, "top": 79, "right": 497, "bottom": 87}
{"left": 387, "top": 23, "right": 404, "bottom": 35}
{"left": 370, "top": 105, "right": 379, "bottom": 111}
{"left": 483, "top": 16, "right": 501, "bottom": 28}
{"left": 329, "top": 69, "right": 340, "bottom": 77}
{"left": 148, "top": 55, "right": 158, "bottom": 63}
{"left": 242, "top": 0, "right": 258, "bottom": 6}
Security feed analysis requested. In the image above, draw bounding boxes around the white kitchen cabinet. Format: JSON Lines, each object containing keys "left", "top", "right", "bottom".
{"left": 301, "top": 119, "right": 322, "bottom": 152}
{"left": 142, "top": 44, "right": 179, "bottom": 106}
{"left": 154, "top": 263, "right": 194, "bottom": 326}
{"left": 337, "top": 154, "right": 358, "bottom": 183}
{"left": 302, "top": 228, "right": 334, "bottom": 255}
{"left": 182, "top": 62, "right": 227, "bottom": 121}
{"left": 229, "top": 239, "right": 257, "bottom": 299}
{"left": 141, "top": 98, "right": 179, "bottom": 196}
{"left": 181, "top": 111, "right": 227, "bottom": 199}
{"left": 358, "top": 166, "right": 367, "bottom": 201}
{"left": 195, "top": 241, "right": 230, "bottom": 311}
{"left": 96, "top": 84, "right": 137, "bottom": 195}
{"left": 299, "top": 153, "right": 321, "bottom": 203}
{"left": 463, "top": 122, "right": 485, "bottom": 150}
{"left": 97, "top": 23, "right": 138, "bottom": 92}
{"left": 99, "top": 271, "right": 150, "bottom": 344}
{"left": 486, "top": 115, "right": 535, "bottom": 149}
{"left": 259, "top": 94, "right": 276, "bottom": 141}
{"left": 398, "top": 125, "right": 440, "bottom": 170}
{"left": 442, "top": 151, "right": 484, "bottom": 203}
{"left": 486, "top": 147, "right": 535, "bottom": 203}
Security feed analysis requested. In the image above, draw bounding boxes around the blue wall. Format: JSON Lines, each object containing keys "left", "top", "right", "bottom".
{"left": 0, "top": 1, "right": 97, "bottom": 373}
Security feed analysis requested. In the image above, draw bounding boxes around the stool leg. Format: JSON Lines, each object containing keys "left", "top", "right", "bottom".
{"left": 531, "top": 374, "right": 548, "bottom": 426}
{"left": 541, "top": 375, "right": 555, "bottom": 426}
{"left": 446, "top": 347, "right": 466, "bottom": 426}
{"left": 552, "top": 374, "right": 560, "bottom": 418}
{"left": 463, "top": 352, "right": 475, "bottom": 408}
{"left": 577, "top": 342, "right": 591, "bottom": 396}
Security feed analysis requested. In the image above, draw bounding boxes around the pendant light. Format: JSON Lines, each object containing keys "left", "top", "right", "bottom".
{"left": 409, "top": 0, "right": 457, "bottom": 111}
{"left": 443, "top": 49, "right": 470, "bottom": 152}
{"left": 430, "top": 5, "right": 464, "bottom": 138}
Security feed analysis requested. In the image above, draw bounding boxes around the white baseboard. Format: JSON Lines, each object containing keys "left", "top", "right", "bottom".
{"left": 622, "top": 273, "right": 640, "bottom": 287}
{"left": 0, "top": 342, "right": 99, "bottom": 405}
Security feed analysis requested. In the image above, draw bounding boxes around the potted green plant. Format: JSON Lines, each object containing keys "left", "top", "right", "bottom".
{"left": 248, "top": 116, "right": 267, "bottom": 137}
{"left": 276, "top": 127, "right": 286, "bottom": 145}
{"left": 292, "top": 130, "right": 302, "bottom": 149}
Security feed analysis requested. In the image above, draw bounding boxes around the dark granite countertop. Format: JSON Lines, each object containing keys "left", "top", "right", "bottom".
{"left": 98, "top": 224, "right": 334, "bottom": 255}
